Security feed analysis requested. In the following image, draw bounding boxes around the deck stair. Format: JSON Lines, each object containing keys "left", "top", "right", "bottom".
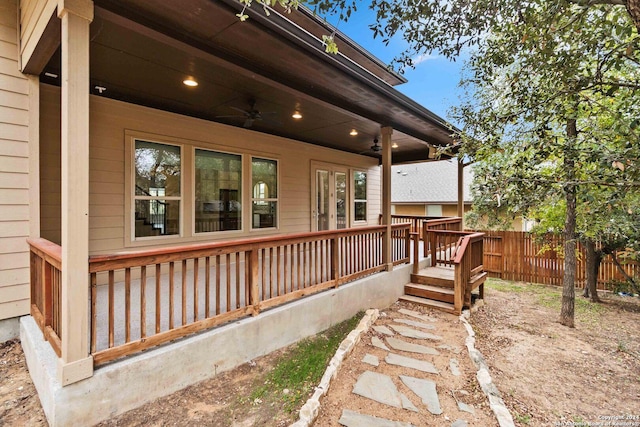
{"left": 401, "top": 265, "right": 487, "bottom": 314}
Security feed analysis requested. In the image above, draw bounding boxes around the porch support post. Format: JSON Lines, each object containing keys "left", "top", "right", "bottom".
{"left": 457, "top": 158, "right": 464, "bottom": 227}
{"left": 381, "top": 126, "right": 393, "bottom": 271}
{"left": 57, "top": 0, "right": 94, "bottom": 386}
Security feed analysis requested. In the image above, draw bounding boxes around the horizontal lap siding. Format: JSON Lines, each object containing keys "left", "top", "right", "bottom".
{"left": 39, "top": 85, "right": 380, "bottom": 255}
{"left": 0, "top": 0, "right": 31, "bottom": 320}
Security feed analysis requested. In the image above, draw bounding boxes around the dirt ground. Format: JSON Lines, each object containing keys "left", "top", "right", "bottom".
{"left": 2, "top": 280, "right": 639, "bottom": 426}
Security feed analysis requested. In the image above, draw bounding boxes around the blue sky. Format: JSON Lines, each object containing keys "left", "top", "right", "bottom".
{"left": 323, "top": 7, "right": 466, "bottom": 123}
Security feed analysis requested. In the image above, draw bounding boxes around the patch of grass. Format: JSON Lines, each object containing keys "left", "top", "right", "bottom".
{"left": 515, "top": 412, "right": 532, "bottom": 424}
{"left": 249, "top": 311, "right": 364, "bottom": 413}
{"left": 487, "top": 279, "right": 529, "bottom": 293}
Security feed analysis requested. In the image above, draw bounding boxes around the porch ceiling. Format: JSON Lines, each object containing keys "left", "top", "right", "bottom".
{"left": 40, "top": 0, "right": 456, "bottom": 164}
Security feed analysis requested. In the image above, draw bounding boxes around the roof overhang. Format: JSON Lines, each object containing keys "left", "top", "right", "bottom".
{"left": 38, "top": 0, "right": 457, "bottom": 164}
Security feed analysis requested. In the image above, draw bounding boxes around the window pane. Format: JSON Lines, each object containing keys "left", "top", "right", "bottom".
{"left": 135, "top": 141, "right": 181, "bottom": 197}
{"left": 355, "top": 201, "right": 367, "bottom": 222}
{"left": 195, "top": 149, "right": 242, "bottom": 233}
{"left": 135, "top": 199, "right": 180, "bottom": 237}
{"left": 335, "top": 172, "right": 347, "bottom": 229}
{"left": 252, "top": 158, "right": 277, "bottom": 197}
{"left": 252, "top": 201, "right": 277, "bottom": 228}
{"left": 354, "top": 171, "right": 367, "bottom": 200}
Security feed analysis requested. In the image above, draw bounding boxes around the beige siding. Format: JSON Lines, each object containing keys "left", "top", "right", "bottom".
{"left": 394, "top": 204, "right": 426, "bottom": 216}
{"left": 0, "top": 0, "right": 30, "bottom": 320}
{"left": 18, "top": 0, "right": 56, "bottom": 70}
{"left": 39, "top": 85, "right": 381, "bottom": 255}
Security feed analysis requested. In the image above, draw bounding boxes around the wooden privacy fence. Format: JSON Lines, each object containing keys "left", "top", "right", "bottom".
{"left": 83, "top": 224, "right": 410, "bottom": 365}
{"left": 482, "top": 231, "right": 640, "bottom": 289}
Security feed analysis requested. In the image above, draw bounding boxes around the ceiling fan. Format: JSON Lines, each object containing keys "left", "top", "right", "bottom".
{"left": 215, "top": 99, "right": 277, "bottom": 128}
{"left": 358, "top": 137, "right": 382, "bottom": 155}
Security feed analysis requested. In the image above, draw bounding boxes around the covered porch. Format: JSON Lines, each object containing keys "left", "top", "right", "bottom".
{"left": 16, "top": 0, "right": 480, "bottom": 424}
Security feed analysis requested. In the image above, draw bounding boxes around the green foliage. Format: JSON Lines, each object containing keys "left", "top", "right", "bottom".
{"left": 249, "top": 312, "right": 364, "bottom": 413}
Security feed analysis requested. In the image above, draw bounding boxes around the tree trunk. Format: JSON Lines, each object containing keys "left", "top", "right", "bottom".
{"left": 584, "top": 239, "right": 602, "bottom": 303}
{"left": 627, "top": 0, "right": 640, "bottom": 33}
{"left": 560, "top": 119, "right": 577, "bottom": 328}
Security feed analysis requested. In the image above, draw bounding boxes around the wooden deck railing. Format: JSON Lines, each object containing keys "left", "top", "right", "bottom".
{"left": 422, "top": 217, "right": 463, "bottom": 259}
{"left": 453, "top": 232, "right": 485, "bottom": 313}
{"left": 380, "top": 215, "right": 445, "bottom": 236}
{"left": 27, "top": 238, "right": 63, "bottom": 357}
{"left": 87, "top": 224, "right": 411, "bottom": 365}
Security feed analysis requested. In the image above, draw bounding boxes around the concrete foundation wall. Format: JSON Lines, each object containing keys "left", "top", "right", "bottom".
{"left": 21, "top": 261, "right": 426, "bottom": 427}
{"left": 0, "top": 316, "right": 21, "bottom": 342}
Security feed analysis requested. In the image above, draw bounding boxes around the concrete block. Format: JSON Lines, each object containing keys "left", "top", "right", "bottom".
{"left": 0, "top": 316, "right": 21, "bottom": 342}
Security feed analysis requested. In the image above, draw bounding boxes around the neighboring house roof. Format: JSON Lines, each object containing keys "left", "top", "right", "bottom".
{"left": 392, "top": 161, "right": 473, "bottom": 204}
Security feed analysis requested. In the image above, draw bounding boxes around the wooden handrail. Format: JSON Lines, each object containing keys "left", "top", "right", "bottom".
{"left": 90, "top": 225, "right": 401, "bottom": 270}
{"left": 453, "top": 232, "right": 485, "bottom": 264}
{"left": 27, "top": 237, "right": 62, "bottom": 269}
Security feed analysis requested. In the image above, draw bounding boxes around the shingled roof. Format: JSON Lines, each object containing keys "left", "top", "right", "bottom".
{"left": 392, "top": 161, "right": 473, "bottom": 204}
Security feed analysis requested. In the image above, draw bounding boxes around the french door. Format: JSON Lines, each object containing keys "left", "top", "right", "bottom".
{"left": 313, "top": 165, "right": 348, "bottom": 231}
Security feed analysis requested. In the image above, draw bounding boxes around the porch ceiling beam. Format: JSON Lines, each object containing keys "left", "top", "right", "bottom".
{"left": 20, "top": 1, "right": 60, "bottom": 75}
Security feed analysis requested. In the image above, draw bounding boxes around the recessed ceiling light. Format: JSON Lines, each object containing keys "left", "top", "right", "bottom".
{"left": 292, "top": 110, "right": 302, "bottom": 119}
{"left": 183, "top": 78, "right": 198, "bottom": 87}
{"left": 349, "top": 129, "right": 358, "bottom": 136}
{"left": 392, "top": 142, "right": 398, "bottom": 148}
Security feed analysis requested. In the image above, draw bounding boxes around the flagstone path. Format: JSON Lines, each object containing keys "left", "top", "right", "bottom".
{"left": 313, "top": 302, "right": 500, "bottom": 427}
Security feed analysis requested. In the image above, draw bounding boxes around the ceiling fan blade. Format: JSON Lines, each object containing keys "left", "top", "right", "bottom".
{"left": 230, "top": 106, "right": 250, "bottom": 115}
{"left": 243, "top": 118, "right": 254, "bottom": 128}
{"left": 215, "top": 114, "right": 246, "bottom": 119}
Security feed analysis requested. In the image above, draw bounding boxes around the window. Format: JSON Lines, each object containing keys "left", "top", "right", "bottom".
{"left": 353, "top": 171, "right": 367, "bottom": 222}
{"left": 195, "top": 149, "right": 242, "bottom": 233}
{"left": 251, "top": 157, "right": 278, "bottom": 229}
{"left": 134, "top": 140, "right": 181, "bottom": 238}
{"left": 427, "top": 204, "right": 443, "bottom": 217}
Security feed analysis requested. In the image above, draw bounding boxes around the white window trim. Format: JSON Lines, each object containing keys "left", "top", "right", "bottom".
{"left": 352, "top": 169, "right": 368, "bottom": 224}
{"left": 127, "top": 136, "right": 184, "bottom": 243}
{"left": 250, "top": 156, "right": 279, "bottom": 231}
{"left": 192, "top": 146, "right": 244, "bottom": 236}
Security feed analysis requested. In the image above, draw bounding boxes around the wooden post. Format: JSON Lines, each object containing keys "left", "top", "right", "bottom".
{"left": 57, "top": 0, "right": 94, "bottom": 386}
{"left": 457, "top": 158, "right": 464, "bottom": 226}
{"left": 330, "top": 237, "right": 339, "bottom": 287}
{"left": 249, "top": 249, "right": 260, "bottom": 316}
{"left": 411, "top": 232, "right": 419, "bottom": 275}
{"left": 381, "top": 126, "right": 393, "bottom": 271}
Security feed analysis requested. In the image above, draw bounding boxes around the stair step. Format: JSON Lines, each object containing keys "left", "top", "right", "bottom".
{"left": 469, "top": 271, "right": 488, "bottom": 289}
{"left": 410, "top": 274, "right": 454, "bottom": 288}
{"left": 398, "top": 295, "right": 458, "bottom": 314}
{"left": 405, "top": 283, "right": 455, "bottom": 304}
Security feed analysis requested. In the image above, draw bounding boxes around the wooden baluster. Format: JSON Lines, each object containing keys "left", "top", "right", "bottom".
{"left": 169, "top": 261, "right": 175, "bottom": 329}
{"left": 205, "top": 257, "right": 210, "bottom": 317}
{"left": 140, "top": 265, "right": 146, "bottom": 340}
{"left": 270, "top": 247, "right": 275, "bottom": 297}
{"left": 90, "top": 272, "right": 97, "bottom": 353}
{"left": 182, "top": 259, "right": 187, "bottom": 325}
{"left": 193, "top": 257, "right": 199, "bottom": 322}
{"left": 249, "top": 249, "right": 260, "bottom": 316}
{"left": 276, "top": 246, "right": 281, "bottom": 296}
{"left": 125, "top": 267, "right": 131, "bottom": 343}
{"left": 108, "top": 270, "right": 114, "bottom": 348}
{"left": 155, "top": 264, "right": 161, "bottom": 334}
{"left": 236, "top": 252, "right": 241, "bottom": 308}
{"left": 226, "top": 253, "right": 231, "bottom": 312}
{"left": 216, "top": 255, "right": 221, "bottom": 315}
{"left": 297, "top": 244, "right": 302, "bottom": 290}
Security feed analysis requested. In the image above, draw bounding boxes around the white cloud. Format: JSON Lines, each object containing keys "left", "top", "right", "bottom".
{"left": 412, "top": 53, "right": 442, "bottom": 65}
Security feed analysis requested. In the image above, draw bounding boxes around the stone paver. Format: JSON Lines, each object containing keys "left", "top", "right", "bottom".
{"left": 362, "top": 354, "right": 379, "bottom": 366}
{"left": 398, "top": 308, "right": 437, "bottom": 322}
{"left": 451, "top": 420, "right": 468, "bottom": 427}
{"left": 450, "top": 358, "right": 461, "bottom": 376}
{"left": 352, "top": 371, "right": 413, "bottom": 410}
{"left": 371, "top": 336, "right": 390, "bottom": 351}
{"left": 389, "top": 324, "right": 443, "bottom": 341}
{"left": 385, "top": 337, "right": 439, "bottom": 355}
{"left": 399, "top": 375, "right": 443, "bottom": 415}
{"left": 393, "top": 318, "right": 436, "bottom": 330}
{"left": 385, "top": 353, "right": 439, "bottom": 374}
{"left": 338, "top": 409, "right": 416, "bottom": 427}
{"left": 373, "top": 325, "right": 394, "bottom": 336}
{"left": 458, "top": 401, "right": 475, "bottom": 414}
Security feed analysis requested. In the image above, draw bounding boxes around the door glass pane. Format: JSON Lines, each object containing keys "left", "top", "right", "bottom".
{"left": 316, "top": 170, "right": 330, "bottom": 231}
{"left": 335, "top": 172, "right": 347, "bottom": 229}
